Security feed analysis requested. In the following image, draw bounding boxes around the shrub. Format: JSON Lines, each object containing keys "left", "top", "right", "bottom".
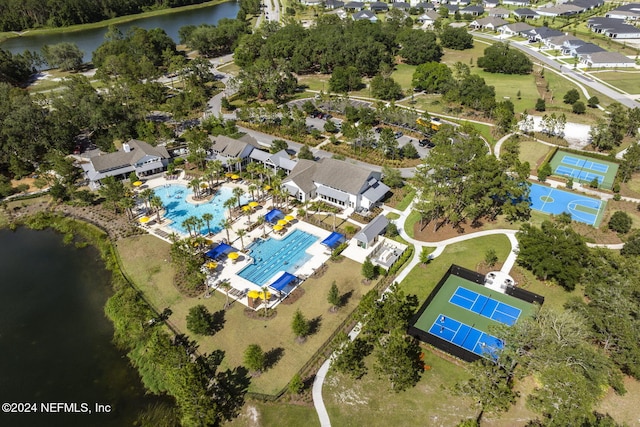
{"left": 587, "top": 96, "right": 599, "bottom": 108}
{"left": 608, "top": 211, "right": 632, "bottom": 234}
{"left": 186, "top": 305, "right": 214, "bottom": 335}
{"left": 572, "top": 101, "right": 586, "bottom": 114}
{"left": 563, "top": 89, "right": 580, "bottom": 104}
{"left": 535, "top": 98, "right": 546, "bottom": 112}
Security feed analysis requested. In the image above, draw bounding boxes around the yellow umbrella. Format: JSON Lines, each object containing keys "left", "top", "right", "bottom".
{"left": 206, "top": 261, "right": 218, "bottom": 269}
{"left": 225, "top": 172, "right": 234, "bottom": 178}
{"left": 242, "top": 205, "right": 251, "bottom": 212}
{"left": 247, "top": 289, "right": 261, "bottom": 299}
{"left": 284, "top": 215, "right": 295, "bottom": 221}
{"left": 228, "top": 252, "right": 239, "bottom": 260}
{"left": 258, "top": 290, "right": 271, "bottom": 300}
{"left": 200, "top": 182, "right": 208, "bottom": 188}
{"left": 263, "top": 185, "right": 271, "bottom": 191}
{"left": 132, "top": 181, "right": 143, "bottom": 187}
{"left": 249, "top": 201, "right": 259, "bottom": 208}
{"left": 231, "top": 174, "right": 240, "bottom": 180}
{"left": 139, "top": 216, "right": 151, "bottom": 223}
{"left": 273, "top": 224, "right": 284, "bottom": 231}
{"left": 277, "top": 219, "right": 288, "bottom": 226}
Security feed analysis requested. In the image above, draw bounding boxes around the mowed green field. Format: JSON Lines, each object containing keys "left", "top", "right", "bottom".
{"left": 589, "top": 71, "right": 640, "bottom": 94}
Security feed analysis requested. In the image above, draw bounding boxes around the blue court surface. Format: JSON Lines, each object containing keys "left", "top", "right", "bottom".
{"left": 429, "top": 315, "right": 504, "bottom": 358}
{"left": 555, "top": 165, "right": 604, "bottom": 185}
{"left": 562, "top": 155, "right": 609, "bottom": 173}
{"left": 530, "top": 183, "right": 603, "bottom": 226}
{"left": 449, "top": 286, "right": 521, "bottom": 326}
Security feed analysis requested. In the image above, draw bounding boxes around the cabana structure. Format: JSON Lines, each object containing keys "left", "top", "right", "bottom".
{"left": 268, "top": 272, "right": 299, "bottom": 296}
{"left": 264, "top": 209, "right": 284, "bottom": 224}
{"left": 354, "top": 215, "right": 389, "bottom": 249}
{"left": 205, "top": 243, "right": 234, "bottom": 259}
{"left": 321, "top": 232, "right": 345, "bottom": 250}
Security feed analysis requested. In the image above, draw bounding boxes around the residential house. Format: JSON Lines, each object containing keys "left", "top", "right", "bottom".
{"left": 498, "top": 22, "right": 534, "bottom": 36}
{"left": 300, "top": 0, "right": 323, "bottom": 5}
{"left": 417, "top": 10, "right": 441, "bottom": 26}
{"left": 353, "top": 10, "right": 378, "bottom": 20}
{"left": 562, "top": 40, "right": 605, "bottom": 57}
{"left": 512, "top": 8, "right": 538, "bottom": 19}
{"left": 415, "top": 1, "right": 436, "bottom": 10}
{"left": 443, "top": 4, "right": 459, "bottom": 14}
{"left": 503, "top": 0, "right": 530, "bottom": 6}
{"left": 527, "top": 26, "right": 564, "bottom": 42}
{"left": 354, "top": 215, "right": 389, "bottom": 249}
{"left": 324, "top": 0, "right": 345, "bottom": 9}
{"left": 344, "top": 1, "right": 364, "bottom": 11}
{"left": 536, "top": 4, "right": 583, "bottom": 17}
{"left": 544, "top": 34, "right": 581, "bottom": 50}
{"left": 581, "top": 51, "right": 636, "bottom": 68}
{"left": 282, "top": 158, "right": 390, "bottom": 211}
{"left": 81, "top": 139, "right": 170, "bottom": 189}
{"left": 208, "top": 135, "right": 259, "bottom": 171}
{"left": 393, "top": 2, "right": 411, "bottom": 10}
{"left": 369, "top": 1, "right": 389, "bottom": 11}
{"left": 483, "top": 0, "right": 500, "bottom": 9}
{"left": 588, "top": 17, "right": 640, "bottom": 39}
{"left": 470, "top": 16, "right": 507, "bottom": 30}
{"left": 461, "top": 5, "right": 485, "bottom": 16}
{"left": 489, "top": 7, "right": 510, "bottom": 18}
{"left": 606, "top": 4, "right": 640, "bottom": 21}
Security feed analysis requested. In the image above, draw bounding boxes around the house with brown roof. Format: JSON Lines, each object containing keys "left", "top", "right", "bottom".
{"left": 208, "top": 135, "right": 261, "bottom": 171}
{"left": 470, "top": 16, "right": 507, "bottom": 30}
{"left": 282, "top": 158, "right": 390, "bottom": 212}
{"left": 81, "top": 139, "right": 170, "bottom": 189}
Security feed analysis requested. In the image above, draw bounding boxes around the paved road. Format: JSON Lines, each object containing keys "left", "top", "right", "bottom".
{"left": 472, "top": 32, "right": 640, "bottom": 110}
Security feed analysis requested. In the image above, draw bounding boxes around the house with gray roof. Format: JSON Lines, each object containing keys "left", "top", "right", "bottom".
{"left": 461, "top": 5, "right": 484, "bottom": 15}
{"left": 417, "top": 10, "right": 440, "bottom": 26}
{"left": 512, "top": 8, "right": 538, "bottom": 19}
{"left": 503, "top": 0, "right": 530, "bottom": 6}
{"left": 544, "top": 34, "right": 581, "bottom": 50}
{"left": 393, "top": 2, "right": 411, "bottom": 10}
{"left": 354, "top": 215, "right": 389, "bottom": 249}
{"left": 344, "top": 1, "right": 364, "bottom": 10}
{"left": 249, "top": 149, "right": 297, "bottom": 175}
{"left": 415, "top": 2, "right": 436, "bottom": 10}
{"left": 443, "top": 4, "right": 459, "bottom": 14}
{"left": 324, "top": 0, "right": 345, "bottom": 9}
{"left": 483, "top": 0, "right": 500, "bottom": 9}
{"left": 81, "top": 139, "right": 170, "bottom": 189}
{"left": 562, "top": 40, "right": 605, "bottom": 57}
{"left": 282, "top": 158, "right": 390, "bottom": 211}
{"left": 353, "top": 10, "right": 378, "bottom": 21}
{"left": 208, "top": 135, "right": 259, "bottom": 171}
{"left": 470, "top": 16, "right": 507, "bottom": 30}
{"left": 498, "top": 22, "right": 534, "bottom": 36}
{"left": 588, "top": 17, "right": 640, "bottom": 38}
{"left": 489, "top": 7, "right": 510, "bottom": 18}
{"left": 606, "top": 4, "right": 640, "bottom": 21}
{"left": 581, "top": 51, "right": 636, "bottom": 68}
{"left": 369, "top": 1, "right": 389, "bottom": 11}
{"left": 527, "top": 26, "right": 563, "bottom": 42}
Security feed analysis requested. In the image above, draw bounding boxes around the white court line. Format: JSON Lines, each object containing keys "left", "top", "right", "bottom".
{"left": 453, "top": 286, "right": 478, "bottom": 303}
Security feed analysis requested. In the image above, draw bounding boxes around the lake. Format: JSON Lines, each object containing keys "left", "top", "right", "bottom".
{"left": 0, "top": 1, "right": 240, "bottom": 63}
{"left": 0, "top": 228, "right": 169, "bottom": 426}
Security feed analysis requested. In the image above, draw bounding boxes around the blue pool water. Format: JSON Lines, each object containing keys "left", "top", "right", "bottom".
{"left": 238, "top": 229, "right": 319, "bottom": 285}
{"left": 155, "top": 184, "right": 249, "bottom": 235}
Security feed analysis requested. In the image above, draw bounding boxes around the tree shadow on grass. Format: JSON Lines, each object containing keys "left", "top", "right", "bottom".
{"left": 210, "top": 309, "right": 226, "bottom": 334}
{"left": 264, "top": 347, "right": 285, "bottom": 371}
{"left": 339, "top": 290, "right": 353, "bottom": 308}
{"left": 308, "top": 316, "right": 322, "bottom": 337}
{"left": 215, "top": 365, "right": 251, "bottom": 423}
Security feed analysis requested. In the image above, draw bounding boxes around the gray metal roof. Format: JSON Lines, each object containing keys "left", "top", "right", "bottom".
{"left": 210, "top": 135, "right": 252, "bottom": 158}
{"left": 90, "top": 139, "right": 169, "bottom": 173}
{"left": 361, "top": 181, "right": 390, "bottom": 203}
{"left": 317, "top": 185, "right": 350, "bottom": 202}
{"left": 586, "top": 51, "right": 635, "bottom": 64}
{"left": 354, "top": 215, "right": 389, "bottom": 243}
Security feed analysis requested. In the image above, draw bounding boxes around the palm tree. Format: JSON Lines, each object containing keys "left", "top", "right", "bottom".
{"left": 232, "top": 187, "right": 245, "bottom": 210}
{"left": 182, "top": 218, "right": 194, "bottom": 237}
{"left": 246, "top": 162, "right": 258, "bottom": 181}
{"left": 193, "top": 217, "right": 205, "bottom": 236}
{"left": 150, "top": 195, "right": 164, "bottom": 223}
{"left": 256, "top": 216, "right": 267, "bottom": 238}
{"left": 219, "top": 218, "right": 232, "bottom": 243}
{"left": 236, "top": 228, "right": 247, "bottom": 251}
{"left": 189, "top": 177, "right": 201, "bottom": 199}
{"left": 206, "top": 160, "right": 224, "bottom": 186}
{"left": 140, "top": 188, "right": 154, "bottom": 211}
{"left": 261, "top": 285, "right": 270, "bottom": 316}
{"left": 223, "top": 197, "right": 236, "bottom": 220}
{"left": 202, "top": 213, "right": 214, "bottom": 236}
{"left": 248, "top": 184, "right": 257, "bottom": 201}
{"left": 119, "top": 197, "right": 135, "bottom": 220}
{"left": 220, "top": 280, "right": 231, "bottom": 309}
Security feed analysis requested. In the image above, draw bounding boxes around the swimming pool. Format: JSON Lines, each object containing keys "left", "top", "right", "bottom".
{"left": 155, "top": 184, "right": 249, "bottom": 235}
{"left": 238, "top": 229, "right": 319, "bottom": 286}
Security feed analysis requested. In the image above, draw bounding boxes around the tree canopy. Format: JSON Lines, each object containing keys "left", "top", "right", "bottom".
{"left": 439, "top": 27, "right": 474, "bottom": 50}
{"left": 477, "top": 42, "right": 533, "bottom": 75}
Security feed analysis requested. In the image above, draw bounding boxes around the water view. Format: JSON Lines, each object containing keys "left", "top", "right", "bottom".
{"left": 1, "top": 2, "right": 240, "bottom": 63}
{"left": 0, "top": 228, "right": 167, "bottom": 427}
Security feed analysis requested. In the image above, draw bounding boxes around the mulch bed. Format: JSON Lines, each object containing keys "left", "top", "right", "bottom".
{"left": 280, "top": 288, "right": 305, "bottom": 305}
{"left": 413, "top": 218, "right": 494, "bottom": 241}
{"left": 244, "top": 307, "right": 278, "bottom": 320}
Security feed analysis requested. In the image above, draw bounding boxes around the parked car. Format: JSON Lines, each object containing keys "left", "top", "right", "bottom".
{"left": 394, "top": 131, "right": 403, "bottom": 139}
{"left": 419, "top": 139, "right": 435, "bottom": 148}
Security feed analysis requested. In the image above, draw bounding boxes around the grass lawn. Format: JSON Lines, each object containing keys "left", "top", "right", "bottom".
{"left": 118, "top": 233, "right": 369, "bottom": 395}
{"left": 620, "top": 172, "right": 640, "bottom": 198}
{"left": 588, "top": 70, "right": 640, "bottom": 95}
{"left": 398, "top": 93, "right": 447, "bottom": 115}
{"left": 390, "top": 63, "right": 416, "bottom": 90}
{"left": 386, "top": 212, "right": 400, "bottom": 220}
{"left": 298, "top": 74, "right": 330, "bottom": 92}
{"left": 404, "top": 210, "right": 421, "bottom": 239}
{"left": 518, "top": 139, "right": 553, "bottom": 171}
{"left": 324, "top": 352, "right": 476, "bottom": 427}
{"left": 227, "top": 401, "right": 319, "bottom": 427}
{"left": 395, "top": 188, "right": 416, "bottom": 212}
{"left": 399, "top": 235, "right": 511, "bottom": 301}
{"left": 218, "top": 62, "right": 241, "bottom": 76}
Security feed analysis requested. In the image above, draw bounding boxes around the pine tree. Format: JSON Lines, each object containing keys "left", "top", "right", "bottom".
{"left": 292, "top": 309, "right": 310, "bottom": 341}
{"left": 327, "top": 281, "right": 340, "bottom": 311}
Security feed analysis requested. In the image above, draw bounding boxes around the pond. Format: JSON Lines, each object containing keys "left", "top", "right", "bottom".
{"left": 1, "top": 1, "right": 240, "bottom": 63}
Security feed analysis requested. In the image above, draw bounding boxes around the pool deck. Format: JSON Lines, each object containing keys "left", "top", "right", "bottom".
{"left": 135, "top": 172, "right": 334, "bottom": 310}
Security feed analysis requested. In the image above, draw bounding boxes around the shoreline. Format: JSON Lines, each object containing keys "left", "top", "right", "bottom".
{"left": 0, "top": 0, "right": 231, "bottom": 44}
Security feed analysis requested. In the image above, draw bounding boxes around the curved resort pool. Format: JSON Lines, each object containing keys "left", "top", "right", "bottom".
{"left": 155, "top": 184, "right": 249, "bottom": 235}
{"left": 239, "top": 229, "right": 319, "bottom": 286}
